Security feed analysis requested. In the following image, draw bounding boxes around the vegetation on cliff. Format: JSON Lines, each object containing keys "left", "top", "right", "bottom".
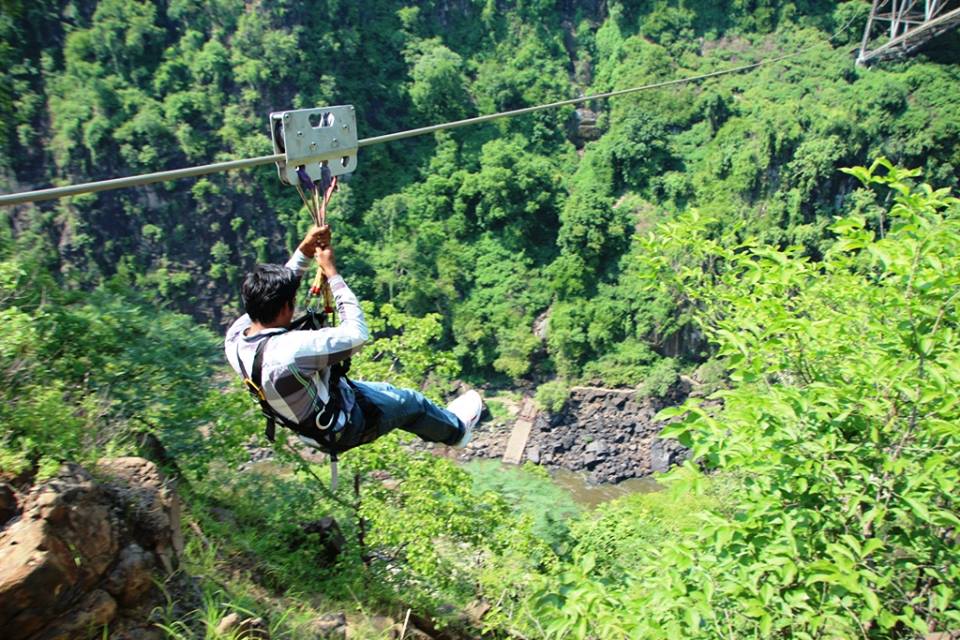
{"left": 4, "top": 0, "right": 959, "bottom": 386}
{"left": 2, "top": 0, "right": 960, "bottom": 637}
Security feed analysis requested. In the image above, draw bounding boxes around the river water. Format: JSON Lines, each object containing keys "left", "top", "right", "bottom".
{"left": 548, "top": 468, "right": 661, "bottom": 509}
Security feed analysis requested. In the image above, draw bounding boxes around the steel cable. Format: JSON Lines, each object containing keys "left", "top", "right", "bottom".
{"left": 0, "top": 18, "right": 860, "bottom": 208}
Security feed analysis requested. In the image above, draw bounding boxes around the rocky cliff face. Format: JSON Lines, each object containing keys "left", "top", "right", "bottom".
{"left": 526, "top": 385, "right": 691, "bottom": 484}
{"left": 0, "top": 458, "right": 183, "bottom": 640}
{"left": 457, "top": 383, "right": 692, "bottom": 484}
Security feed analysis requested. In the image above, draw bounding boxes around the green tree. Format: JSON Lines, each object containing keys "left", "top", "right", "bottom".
{"left": 407, "top": 39, "right": 472, "bottom": 122}
{"left": 519, "top": 161, "right": 960, "bottom": 637}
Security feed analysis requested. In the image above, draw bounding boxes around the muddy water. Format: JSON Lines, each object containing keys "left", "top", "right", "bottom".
{"left": 549, "top": 468, "right": 661, "bottom": 509}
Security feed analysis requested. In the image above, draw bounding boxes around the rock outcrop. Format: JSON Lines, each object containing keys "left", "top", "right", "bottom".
{"left": 528, "top": 384, "right": 692, "bottom": 483}
{"left": 573, "top": 107, "right": 602, "bottom": 144}
{"left": 0, "top": 458, "right": 182, "bottom": 640}
{"left": 457, "top": 383, "right": 692, "bottom": 484}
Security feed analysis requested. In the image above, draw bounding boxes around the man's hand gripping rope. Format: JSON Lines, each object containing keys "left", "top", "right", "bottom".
{"left": 294, "top": 165, "right": 339, "bottom": 319}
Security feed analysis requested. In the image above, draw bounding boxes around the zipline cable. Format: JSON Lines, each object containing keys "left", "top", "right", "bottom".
{"left": 0, "top": 22, "right": 858, "bottom": 208}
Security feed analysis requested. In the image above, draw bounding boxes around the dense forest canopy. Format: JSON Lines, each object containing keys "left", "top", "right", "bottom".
{"left": 3, "top": 0, "right": 958, "bottom": 388}
{"left": 1, "top": 0, "right": 959, "bottom": 638}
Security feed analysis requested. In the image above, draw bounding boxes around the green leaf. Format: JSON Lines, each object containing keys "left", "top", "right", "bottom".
{"left": 861, "top": 539, "right": 884, "bottom": 558}
{"left": 805, "top": 573, "right": 839, "bottom": 587}
{"left": 580, "top": 553, "right": 596, "bottom": 575}
{"left": 902, "top": 495, "right": 931, "bottom": 521}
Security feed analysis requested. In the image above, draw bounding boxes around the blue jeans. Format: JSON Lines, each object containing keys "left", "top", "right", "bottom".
{"left": 343, "top": 380, "right": 463, "bottom": 447}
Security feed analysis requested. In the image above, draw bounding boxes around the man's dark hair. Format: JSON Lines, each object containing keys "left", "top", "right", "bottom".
{"left": 242, "top": 264, "right": 301, "bottom": 323}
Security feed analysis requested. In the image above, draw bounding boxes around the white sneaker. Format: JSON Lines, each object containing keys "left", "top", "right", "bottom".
{"left": 447, "top": 390, "right": 483, "bottom": 448}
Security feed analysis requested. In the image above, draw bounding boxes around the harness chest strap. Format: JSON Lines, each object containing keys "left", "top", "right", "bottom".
{"left": 235, "top": 334, "right": 342, "bottom": 449}
{"left": 237, "top": 334, "right": 346, "bottom": 492}
{"left": 237, "top": 337, "right": 277, "bottom": 441}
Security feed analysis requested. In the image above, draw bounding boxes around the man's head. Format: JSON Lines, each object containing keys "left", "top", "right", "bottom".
{"left": 242, "top": 264, "right": 300, "bottom": 324}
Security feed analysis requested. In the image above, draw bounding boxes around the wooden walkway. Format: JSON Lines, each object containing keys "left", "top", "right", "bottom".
{"left": 502, "top": 397, "right": 537, "bottom": 464}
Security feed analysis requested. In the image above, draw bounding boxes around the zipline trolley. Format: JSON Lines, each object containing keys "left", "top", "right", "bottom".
{"left": 269, "top": 105, "right": 359, "bottom": 187}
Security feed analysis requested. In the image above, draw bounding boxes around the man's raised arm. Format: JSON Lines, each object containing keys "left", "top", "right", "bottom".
{"left": 225, "top": 226, "right": 329, "bottom": 349}
{"left": 294, "top": 227, "right": 369, "bottom": 370}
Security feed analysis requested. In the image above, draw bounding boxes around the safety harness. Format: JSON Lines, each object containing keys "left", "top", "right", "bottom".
{"left": 236, "top": 164, "right": 374, "bottom": 489}
{"left": 235, "top": 313, "right": 354, "bottom": 488}
{"left": 236, "top": 328, "right": 348, "bottom": 444}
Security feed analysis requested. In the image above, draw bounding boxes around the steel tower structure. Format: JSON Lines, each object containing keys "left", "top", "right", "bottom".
{"left": 857, "top": 0, "right": 960, "bottom": 65}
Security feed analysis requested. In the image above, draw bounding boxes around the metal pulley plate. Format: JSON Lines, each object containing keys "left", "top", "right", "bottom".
{"left": 270, "top": 105, "right": 358, "bottom": 186}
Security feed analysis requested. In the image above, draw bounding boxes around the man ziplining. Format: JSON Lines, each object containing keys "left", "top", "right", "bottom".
{"left": 224, "top": 223, "right": 483, "bottom": 465}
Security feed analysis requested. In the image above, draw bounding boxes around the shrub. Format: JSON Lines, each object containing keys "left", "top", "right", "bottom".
{"left": 637, "top": 357, "right": 679, "bottom": 398}
{"left": 535, "top": 380, "right": 569, "bottom": 413}
{"left": 511, "top": 161, "right": 960, "bottom": 637}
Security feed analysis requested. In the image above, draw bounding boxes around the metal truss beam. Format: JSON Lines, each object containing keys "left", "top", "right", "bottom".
{"left": 858, "top": 0, "right": 960, "bottom": 65}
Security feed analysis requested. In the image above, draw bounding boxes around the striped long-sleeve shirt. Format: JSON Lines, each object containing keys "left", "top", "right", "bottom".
{"left": 224, "top": 250, "right": 369, "bottom": 434}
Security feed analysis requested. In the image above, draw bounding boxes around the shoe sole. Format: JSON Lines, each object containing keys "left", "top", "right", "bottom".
{"left": 449, "top": 391, "right": 482, "bottom": 447}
